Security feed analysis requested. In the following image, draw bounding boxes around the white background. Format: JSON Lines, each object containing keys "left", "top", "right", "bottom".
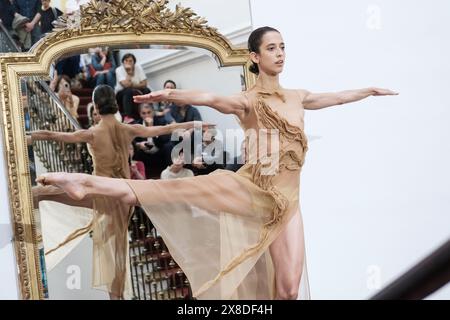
{"left": 250, "top": 0, "right": 450, "bottom": 299}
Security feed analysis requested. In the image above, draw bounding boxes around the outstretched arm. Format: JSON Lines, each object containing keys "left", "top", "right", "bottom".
{"left": 133, "top": 89, "right": 249, "bottom": 120}
{"left": 129, "top": 121, "right": 214, "bottom": 139}
{"left": 301, "top": 87, "right": 398, "bottom": 110}
{"left": 30, "top": 130, "right": 93, "bottom": 144}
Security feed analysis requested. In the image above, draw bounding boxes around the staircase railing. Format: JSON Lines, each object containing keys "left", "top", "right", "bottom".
{"left": 370, "top": 238, "right": 450, "bottom": 299}
{"left": 26, "top": 79, "right": 93, "bottom": 174}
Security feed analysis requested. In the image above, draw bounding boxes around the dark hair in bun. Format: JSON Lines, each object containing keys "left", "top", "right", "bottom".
{"left": 92, "top": 85, "right": 118, "bottom": 115}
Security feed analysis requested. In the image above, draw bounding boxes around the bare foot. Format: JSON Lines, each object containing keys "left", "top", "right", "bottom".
{"left": 36, "top": 173, "right": 89, "bottom": 201}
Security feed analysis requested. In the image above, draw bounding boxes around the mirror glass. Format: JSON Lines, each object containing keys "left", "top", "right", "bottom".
{"left": 23, "top": 44, "right": 248, "bottom": 300}
{"left": 17, "top": 0, "right": 253, "bottom": 299}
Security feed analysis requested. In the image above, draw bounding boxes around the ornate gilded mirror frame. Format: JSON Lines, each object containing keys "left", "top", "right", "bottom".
{"left": 0, "top": 0, "right": 255, "bottom": 299}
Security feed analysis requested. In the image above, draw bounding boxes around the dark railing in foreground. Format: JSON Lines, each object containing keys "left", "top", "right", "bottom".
{"left": 370, "top": 238, "right": 450, "bottom": 299}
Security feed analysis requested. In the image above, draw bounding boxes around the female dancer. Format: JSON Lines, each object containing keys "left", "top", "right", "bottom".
{"left": 32, "top": 84, "right": 210, "bottom": 299}
{"left": 37, "top": 27, "right": 398, "bottom": 299}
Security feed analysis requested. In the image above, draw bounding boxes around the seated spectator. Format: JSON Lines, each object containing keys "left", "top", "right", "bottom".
{"left": 169, "top": 102, "right": 202, "bottom": 123}
{"left": 55, "top": 55, "right": 81, "bottom": 80}
{"left": 115, "top": 53, "right": 151, "bottom": 122}
{"left": 161, "top": 151, "right": 194, "bottom": 180}
{"left": 79, "top": 48, "right": 96, "bottom": 87}
{"left": 55, "top": 74, "right": 79, "bottom": 120}
{"left": 155, "top": 80, "right": 176, "bottom": 124}
{"left": 132, "top": 103, "right": 174, "bottom": 177}
{"left": 190, "top": 128, "right": 228, "bottom": 176}
{"left": 90, "top": 47, "right": 116, "bottom": 88}
{"left": 39, "top": 0, "right": 62, "bottom": 36}
{"left": 13, "top": 0, "right": 41, "bottom": 49}
{"left": 129, "top": 144, "right": 146, "bottom": 180}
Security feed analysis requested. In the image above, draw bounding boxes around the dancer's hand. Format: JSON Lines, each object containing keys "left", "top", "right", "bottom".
{"left": 371, "top": 88, "right": 399, "bottom": 96}
{"left": 26, "top": 135, "right": 33, "bottom": 146}
{"left": 36, "top": 174, "right": 49, "bottom": 186}
{"left": 133, "top": 90, "right": 169, "bottom": 104}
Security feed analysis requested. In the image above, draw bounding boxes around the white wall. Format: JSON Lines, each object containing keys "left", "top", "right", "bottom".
{"left": 0, "top": 128, "right": 19, "bottom": 299}
{"left": 251, "top": 0, "right": 450, "bottom": 299}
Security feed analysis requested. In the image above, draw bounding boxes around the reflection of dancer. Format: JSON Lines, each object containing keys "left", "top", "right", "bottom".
{"left": 31, "top": 85, "right": 210, "bottom": 299}
{"left": 38, "top": 27, "right": 398, "bottom": 299}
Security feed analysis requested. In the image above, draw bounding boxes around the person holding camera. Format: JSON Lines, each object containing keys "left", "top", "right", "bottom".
{"left": 55, "top": 74, "right": 80, "bottom": 120}
{"left": 91, "top": 47, "right": 116, "bottom": 88}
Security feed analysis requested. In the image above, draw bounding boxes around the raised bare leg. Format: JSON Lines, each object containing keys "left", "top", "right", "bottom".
{"left": 32, "top": 185, "right": 94, "bottom": 209}
{"left": 269, "top": 208, "right": 305, "bottom": 300}
{"left": 37, "top": 173, "right": 137, "bottom": 206}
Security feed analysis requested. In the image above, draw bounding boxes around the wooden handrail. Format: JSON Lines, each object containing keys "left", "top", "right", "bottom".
{"left": 370, "top": 239, "right": 450, "bottom": 299}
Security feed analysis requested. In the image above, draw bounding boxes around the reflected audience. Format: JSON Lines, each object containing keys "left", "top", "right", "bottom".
{"left": 115, "top": 53, "right": 151, "bottom": 123}
{"left": 161, "top": 150, "right": 194, "bottom": 180}
{"left": 30, "top": 84, "right": 210, "bottom": 299}
{"left": 132, "top": 103, "right": 174, "bottom": 178}
{"left": 90, "top": 47, "right": 116, "bottom": 88}
{"left": 155, "top": 80, "right": 177, "bottom": 124}
{"left": 190, "top": 128, "right": 228, "bottom": 176}
{"left": 129, "top": 144, "right": 146, "bottom": 180}
{"left": 55, "top": 74, "right": 80, "bottom": 120}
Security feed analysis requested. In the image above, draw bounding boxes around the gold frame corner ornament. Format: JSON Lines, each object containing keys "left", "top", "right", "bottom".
{"left": 0, "top": 0, "right": 255, "bottom": 300}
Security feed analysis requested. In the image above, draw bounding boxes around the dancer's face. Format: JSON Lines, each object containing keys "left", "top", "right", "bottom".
{"left": 251, "top": 31, "right": 286, "bottom": 76}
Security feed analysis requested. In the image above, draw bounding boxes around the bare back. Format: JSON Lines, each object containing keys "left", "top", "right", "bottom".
{"left": 88, "top": 117, "right": 135, "bottom": 178}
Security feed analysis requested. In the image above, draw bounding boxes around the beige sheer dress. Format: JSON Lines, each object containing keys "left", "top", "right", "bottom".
{"left": 38, "top": 87, "right": 310, "bottom": 299}
{"left": 37, "top": 117, "right": 135, "bottom": 297}
{"left": 125, "top": 87, "right": 310, "bottom": 299}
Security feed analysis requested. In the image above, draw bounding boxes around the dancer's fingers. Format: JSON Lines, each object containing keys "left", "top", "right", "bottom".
{"left": 36, "top": 174, "right": 48, "bottom": 186}
{"left": 133, "top": 93, "right": 153, "bottom": 103}
{"left": 373, "top": 88, "right": 399, "bottom": 96}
